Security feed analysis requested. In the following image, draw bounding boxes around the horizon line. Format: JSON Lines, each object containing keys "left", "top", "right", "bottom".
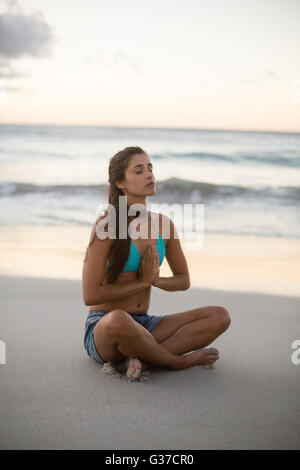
{"left": 0, "top": 121, "right": 299, "bottom": 135}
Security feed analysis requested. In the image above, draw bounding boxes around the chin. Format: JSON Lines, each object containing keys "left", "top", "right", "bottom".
{"left": 145, "top": 185, "right": 156, "bottom": 193}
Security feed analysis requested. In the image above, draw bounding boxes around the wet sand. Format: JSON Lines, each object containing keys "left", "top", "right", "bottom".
{"left": 0, "top": 224, "right": 299, "bottom": 296}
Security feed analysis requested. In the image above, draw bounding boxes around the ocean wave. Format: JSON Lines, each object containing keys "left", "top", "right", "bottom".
{"left": 152, "top": 151, "right": 300, "bottom": 167}
{"left": 1, "top": 178, "right": 299, "bottom": 202}
{"left": 1, "top": 148, "right": 299, "bottom": 167}
{"left": 0, "top": 181, "right": 108, "bottom": 196}
{"left": 0, "top": 148, "right": 73, "bottom": 160}
{"left": 158, "top": 177, "right": 300, "bottom": 201}
{"left": 152, "top": 152, "right": 235, "bottom": 162}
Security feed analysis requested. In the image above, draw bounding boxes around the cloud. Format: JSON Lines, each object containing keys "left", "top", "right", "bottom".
{"left": 0, "top": 0, "right": 54, "bottom": 87}
{"left": 0, "top": 1, "right": 53, "bottom": 58}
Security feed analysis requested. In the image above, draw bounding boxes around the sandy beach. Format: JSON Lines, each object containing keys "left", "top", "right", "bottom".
{"left": 1, "top": 0, "right": 300, "bottom": 451}
{"left": 0, "top": 273, "right": 299, "bottom": 449}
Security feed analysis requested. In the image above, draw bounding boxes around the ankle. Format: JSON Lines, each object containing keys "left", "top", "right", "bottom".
{"left": 169, "top": 355, "right": 189, "bottom": 370}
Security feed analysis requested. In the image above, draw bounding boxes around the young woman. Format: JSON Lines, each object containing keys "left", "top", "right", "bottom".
{"left": 82, "top": 146, "right": 231, "bottom": 380}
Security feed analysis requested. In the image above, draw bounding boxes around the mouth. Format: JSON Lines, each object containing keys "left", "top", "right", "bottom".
{"left": 146, "top": 182, "right": 155, "bottom": 187}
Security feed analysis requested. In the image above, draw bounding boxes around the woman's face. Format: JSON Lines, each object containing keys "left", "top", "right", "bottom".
{"left": 117, "top": 153, "right": 156, "bottom": 197}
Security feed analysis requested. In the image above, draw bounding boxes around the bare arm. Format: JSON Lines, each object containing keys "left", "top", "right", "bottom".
{"left": 154, "top": 274, "right": 189, "bottom": 291}
{"left": 153, "top": 216, "right": 190, "bottom": 291}
{"left": 84, "top": 279, "right": 150, "bottom": 306}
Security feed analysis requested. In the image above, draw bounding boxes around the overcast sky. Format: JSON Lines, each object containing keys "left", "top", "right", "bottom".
{"left": 0, "top": 0, "right": 299, "bottom": 131}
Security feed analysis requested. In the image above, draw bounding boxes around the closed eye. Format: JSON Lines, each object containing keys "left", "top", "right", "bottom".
{"left": 136, "top": 168, "right": 153, "bottom": 174}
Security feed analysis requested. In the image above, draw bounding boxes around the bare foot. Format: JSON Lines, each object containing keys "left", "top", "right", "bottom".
{"left": 185, "top": 347, "right": 219, "bottom": 368}
{"left": 126, "top": 349, "right": 219, "bottom": 375}
{"left": 141, "top": 348, "right": 219, "bottom": 371}
{"left": 126, "top": 357, "right": 143, "bottom": 380}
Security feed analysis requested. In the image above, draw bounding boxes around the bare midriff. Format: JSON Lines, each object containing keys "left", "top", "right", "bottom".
{"left": 88, "top": 271, "right": 152, "bottom": 315}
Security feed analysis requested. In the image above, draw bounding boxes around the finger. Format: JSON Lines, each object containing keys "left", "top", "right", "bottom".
{"left": 142, "top": 248, "right": 148, "bottom": 265}
{"left": 146, "top": 246, "right": 154, "bottom": 264}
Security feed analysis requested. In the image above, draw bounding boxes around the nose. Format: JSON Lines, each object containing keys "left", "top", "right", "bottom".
{"left": 146, "top": 169, "right": 154, "bottom": 179}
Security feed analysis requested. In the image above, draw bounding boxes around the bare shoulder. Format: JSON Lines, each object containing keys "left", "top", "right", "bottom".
{"left": 85, "top": 213, "right": 115, "bottom": 254}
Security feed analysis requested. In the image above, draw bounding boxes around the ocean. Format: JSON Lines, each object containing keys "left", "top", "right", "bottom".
{"left": 1, "top": 123, "right": 300, "bottom": 240}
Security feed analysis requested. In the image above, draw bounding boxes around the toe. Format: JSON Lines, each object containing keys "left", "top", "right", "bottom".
{"left": 209, "top": 347, "right": 219, "bottom": 355}
{"left": 126, "top": 358, "right": 142, "bottom": 380}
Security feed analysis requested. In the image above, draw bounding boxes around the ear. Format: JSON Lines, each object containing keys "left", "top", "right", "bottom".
{"left": 115, "top": 180, "right": 125, "bottom": 190}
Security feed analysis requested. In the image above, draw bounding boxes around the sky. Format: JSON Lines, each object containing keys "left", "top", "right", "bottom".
{"left": 0, "top": 0, "right": 299, "bottom": 132}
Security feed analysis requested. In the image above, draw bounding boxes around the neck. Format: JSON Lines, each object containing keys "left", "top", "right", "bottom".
{"left": 126, "top": 195, "right": 147, "bottom": 207}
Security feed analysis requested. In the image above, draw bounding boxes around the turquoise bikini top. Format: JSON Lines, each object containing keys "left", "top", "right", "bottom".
{"left": 122, "top": 229, "right": 166, "bottom": 273}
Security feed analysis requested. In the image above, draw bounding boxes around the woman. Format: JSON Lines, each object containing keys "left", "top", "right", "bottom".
{"left": 82, "top": 146, "right": 231, "bottom": 380}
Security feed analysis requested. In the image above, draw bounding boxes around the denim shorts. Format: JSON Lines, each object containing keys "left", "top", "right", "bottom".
{"left": 83, "top": 310, "right": 165, "bottom": 364}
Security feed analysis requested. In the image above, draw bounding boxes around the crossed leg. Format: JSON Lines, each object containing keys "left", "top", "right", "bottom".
{"left": 122, "top": 305, "right": 231, "bottom": 372}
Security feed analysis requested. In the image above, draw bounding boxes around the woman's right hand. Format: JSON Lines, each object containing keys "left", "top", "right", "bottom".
{"left": 138, "top": 244, "right": 159, "bottom": 285}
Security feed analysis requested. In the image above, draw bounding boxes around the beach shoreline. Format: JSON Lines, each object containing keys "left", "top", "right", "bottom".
{"left": 0, "top": 274, "right": 299, "bottom": 449}
{"left": 0, "top": 224, "right": 299, "bottom": 296}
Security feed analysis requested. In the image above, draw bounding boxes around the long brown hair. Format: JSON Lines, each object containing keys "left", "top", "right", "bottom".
{"left": 83, "top": 146, "right": 146, "bottom": 284}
